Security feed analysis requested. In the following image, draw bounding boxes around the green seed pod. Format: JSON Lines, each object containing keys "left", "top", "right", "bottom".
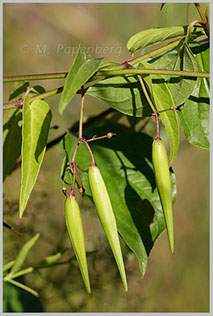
{"left": 65, "top": 194, "right": 91, "bottom": 294}
{"left": 152, "top": 138, "right": 174, "bottom": 253}
{"left": 88, "top": 165, "right": 128, "bottom": 291}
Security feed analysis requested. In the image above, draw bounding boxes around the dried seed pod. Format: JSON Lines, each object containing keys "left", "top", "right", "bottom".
{"left": 152, "top": 138, "right": 174, "bottom": 253}
{"left": 88, "top": 165, "right": 128, "bottom": 291}
{"left": 65, "top": 194, "right": 91, "bottom": 293}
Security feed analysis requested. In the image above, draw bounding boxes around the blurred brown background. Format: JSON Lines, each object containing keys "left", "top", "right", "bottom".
{"left": 3, "top": 3, "right": 209, "bottom": 312}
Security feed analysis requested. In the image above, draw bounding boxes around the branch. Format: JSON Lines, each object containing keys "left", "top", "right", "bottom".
{"left": 3, "top": 30, "right": 205, "bottom": 85}
{"left": 93, "top": 67, "right": 209, "bottom": 79}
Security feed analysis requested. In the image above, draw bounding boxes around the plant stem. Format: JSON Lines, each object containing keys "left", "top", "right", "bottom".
{"left": 3, "top": 30, "right": 206, "bottom": 85}
{"left": 194, "top": 3, "right": 209, "bottom": 36}
{"left": 137, "top": 75, "right": 156, "bottom": 113}
{"left": 79, "top": 87, "right": 85, "bottom": 140}
{"left": 81, "top": 139, "right": 96, "bottom": 166}
{"left": 3, "top": 86, "right": 63, "bottom": 110}
{"left": 194, "top": 3, "right": 207, "bottom": 23}
{"left": 94, "top": 67, "right": 209, "bottom": 79}
{"left": 75, "top": 168, "right": 84, "bottom": 195}
{"left": 3, "top": 72, "right": 67, "bottom": 83}
{"left": 70, "top": 142, "right": 80, "bottom": 165}
{"left": 126, "top": 61, "right": 157, "bottom": 113}
{"left": 13, "top": 107, "right": 114, "bottom": 173}
{"left": 70, "top": 163, "right": 77, "bottom": 196}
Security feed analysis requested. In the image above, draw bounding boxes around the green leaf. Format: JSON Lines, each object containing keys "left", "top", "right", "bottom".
{"left": 3, "top": 261, "right": 15, "bottom": 273}
{"left": 3, "top": 82, "right": 46, "bottom": 182}
{"left": 3, "top": 108, "right": 22, "bottom": 181}
{"left": 86, "top": 75, "right": 152, "bottom": 117}
{"left": 177, "top": 39, "right": 209, "bottom": 149}
{"left": 99, "top": 61, "right": 120, "bottom": 70}
{"left": 59, "top": 45, "right": 103, "bottom": 114}
{"left": 19, "top": 97, "right": 52, "bottom": 218}
{"left": 87, "top": 62, "right": 179, "bottom": 162}
{"left": 127, "top": 26, "right": 189, "bottom": 53}
{"left": 9, "top": 234, "right": 40, "bottom": 276}
{"left": 150, "top": 42, "right": 198, "bottom": 106}
{"left": 61, "top": 121, "right": 177, "bottom": 276}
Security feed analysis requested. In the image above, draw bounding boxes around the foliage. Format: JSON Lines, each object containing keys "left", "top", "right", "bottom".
{"left": 3, "top": 3, "right": 209, "bottom": 307}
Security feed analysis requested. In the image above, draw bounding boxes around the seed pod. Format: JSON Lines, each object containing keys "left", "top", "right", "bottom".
{"left": 65, "top": 194, "right": 91, "bottom": 293}
{"left": 152, "top": 138, "right": 174, "bottom": 253}
{"left": 88, "top": 165, "right": 128, "bottom": 291}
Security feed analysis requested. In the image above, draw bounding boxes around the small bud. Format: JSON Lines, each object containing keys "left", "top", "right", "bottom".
{"left": 62, "top": 187, "right": 67, "bottom": 196}
{"left": 79, "top": 187, "right": 85, "bottom": 196}
{"left": 107, "top": 132, "right": 116, "bottom": 139}
{"left": 176, "top": 104, "right": 184, "bottom": 111}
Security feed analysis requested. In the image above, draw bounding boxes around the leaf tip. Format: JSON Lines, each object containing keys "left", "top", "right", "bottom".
{"left": 19, "top": 208, "right": 24, "bottom": 219}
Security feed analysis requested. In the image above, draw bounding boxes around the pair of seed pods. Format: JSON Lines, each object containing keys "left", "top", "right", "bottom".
{"left": 65, "top": 165, "right": 128, "bottom": 294}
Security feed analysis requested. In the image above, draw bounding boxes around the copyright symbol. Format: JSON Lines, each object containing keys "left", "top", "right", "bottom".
{"left": 19, "top": 43, "right": 30, "bottom": 54}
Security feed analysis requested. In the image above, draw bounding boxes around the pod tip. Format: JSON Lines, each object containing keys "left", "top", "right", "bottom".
{"left": 86, "top": 284, "right": 91, "bottom": 294}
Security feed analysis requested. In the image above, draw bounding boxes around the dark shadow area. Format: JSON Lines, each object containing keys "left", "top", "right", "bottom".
{"left": 125, "top": 186, "right": 154, "bottom": 255}
{"left": 84, "top": 120, "right": 156, "bottom": 191}
{"left": 8, "top": 82, "right": 45, "bottom": 101}
{"left": 87, "top": 76, "right": 153, "bottom": 117}
{"left": 8, "top": 82, "right": 29, "bottom": 101}
{"left": 3, "top": 276, "right": 43, "bottom": 312}
{"left": 82, "top": 120, "right": 157, "bottom": 255}
{"left": 190, "top": 38, "right": 209, "bottom": 55}
{"left": 3, "top": 109, "right": 22, "bottom": 181}
{"left": 189, "top": 95, "right": 209, "bottom": 104}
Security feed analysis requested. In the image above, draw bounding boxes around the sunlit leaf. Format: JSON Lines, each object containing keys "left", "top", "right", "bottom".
{"left": 19, "top": 97, "right": 52, "bottom": 218}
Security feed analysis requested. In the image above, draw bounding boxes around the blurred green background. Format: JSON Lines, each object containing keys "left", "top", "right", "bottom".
{"left": 3, "top": 3, "right": 209, "bottom": 312}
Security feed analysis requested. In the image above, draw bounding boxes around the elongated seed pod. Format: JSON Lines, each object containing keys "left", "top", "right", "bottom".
{"left": 152, "top": 138, "right": 174, "bottom": 253}
{"left": 88, "top": 165, "right": 128, "bottom": 291}
{"left": 65, "top": 195, "right": 91, "bottom": 293}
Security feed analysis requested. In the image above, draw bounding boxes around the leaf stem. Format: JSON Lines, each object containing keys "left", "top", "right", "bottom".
{"left": 153, "top": 112, "right": 160, "bottom": 139}
{"left": 3, "top": 222, "right": 23, "bottom": 237}
{"left": 86, "top": 132, "right": 116, "bottom": 142}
